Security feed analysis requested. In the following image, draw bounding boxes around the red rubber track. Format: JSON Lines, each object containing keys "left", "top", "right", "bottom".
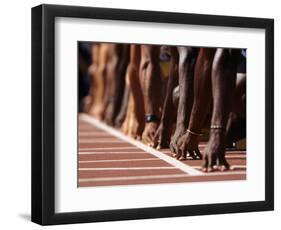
{"left": 78, "top": 117, "right": 246, "bottom": 187}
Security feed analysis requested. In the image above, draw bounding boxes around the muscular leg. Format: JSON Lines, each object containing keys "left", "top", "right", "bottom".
{"left": 115, "top": 83, "right": 130, "bottom": 128}
{"left": 172, "top": 86, "right": 180, "bottom": 109}
{"left": 174, "top": 48, "right": 216, "bottom": 160}
{"left": 88, "top": 43, "right": 109, "bottom": 120}
{"left": 104, "top": 44, "right": 129, "bottom": 126}
{"left": 226, "top": 72, "right": 246, "bottom": 146}
{"left": 154, "top": 46, "right": 179, "bottom": 149}
{"left": 202, "top": 48, "right": 238, "bottom": 172}
{"left": 121, "top": 45, "right": 145, "bottom": 138}
{"left": 169, "top": 47, "right": 198, "bottom": 156}
{"left": 140, "top": 45, "right": 161, "bottom": 146}
{"left": 84, "top": 43, "right": 99, "bottom": 113}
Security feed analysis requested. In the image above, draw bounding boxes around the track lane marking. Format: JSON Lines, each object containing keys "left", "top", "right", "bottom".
{"left": 79, "top": 158, "right": 159, "bottom": 163}
{"left": 79, "top": 151, "right": 146, "bottom": 155}
{"left": 79, "top": 132, "right": 111, "bottom": 136}
{"left": 80, "top": 114, "right": 203, "bottom": 175}
{"left": 79, "top": 140, "right": 124, "bottom": 143}
{"left": 79, "top": 171, "right": 246, "bottom": 182}
{"left": 79, "top": 147, "right": 139, "bottom": 151}
{"left": 192, "top": 165, "right": 247, "bottom": 170}
{"left": 79, "top": 167, "right": 176, "bottom": 170}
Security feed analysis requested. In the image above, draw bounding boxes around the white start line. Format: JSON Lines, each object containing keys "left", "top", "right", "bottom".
{"left": 79, "top": 114, "right": 203, "bottom": 176}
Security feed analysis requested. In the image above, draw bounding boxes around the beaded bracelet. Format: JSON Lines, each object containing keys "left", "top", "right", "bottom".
{"left": 210, "top": 125, "right": 225, "bottom": 129}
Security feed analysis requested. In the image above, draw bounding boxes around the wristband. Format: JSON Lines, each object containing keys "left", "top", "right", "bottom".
{"left": 145, "top": 114, "right": 160, "bottom": 123}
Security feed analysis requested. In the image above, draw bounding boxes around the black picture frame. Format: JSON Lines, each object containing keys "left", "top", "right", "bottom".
{"left": 31, "top": 4, "right": 274, "bottom": 225}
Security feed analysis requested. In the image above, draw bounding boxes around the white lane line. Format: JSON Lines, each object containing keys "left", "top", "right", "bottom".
{"left": 225, "top": 155, "right": 246, "bottom": 159}
{"left": 80, "top": 114, "right": 203, "bottom": 175}
{"left": 79, "top": 171, "right": 246, "bottom": 182}
{"left": 79, "top": 147, "right": 139, "bottom": 151}
{"left": 79, "top": 151, "right": 146, "bottom": 155}
{"left": 79, "top": 158, "right": 160, "bottom": 163}
{"left": 192, "top": 165, "right": 246, "bottom": 170}
{"left": 79, "top": 174, "right": 188, "bottom": 182}
{"left": 79, "top": 140, "right": 123, "bottom": 143}
{"left": 79, "top": 167, "right": 175, "bottom": 171}
{"left": 79, "top": 132, "right": 110, "bottom": 136}
{"left": 225, "top": 151, "right": 246, "bottom": 155}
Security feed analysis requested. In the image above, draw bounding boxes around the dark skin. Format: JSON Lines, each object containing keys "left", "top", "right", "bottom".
{"left": 169, "top": 47, "right": 199, "bottom": 155}
{"left": 174, "top": 48, "right": 215, "bottom": 160}
{"left": 153, "top": 46, "right": 179, "bottom": 149}
{"left": 104, "top": 44, "right": 130, "bottom": 126}
{"left": 139, "top": 45, "right": 162, "bottom": 146}
{"left": 202, "top": 48, "right": 239, "bottom": 172}
{"left": 225, "top": 73, "right": 246, "bottom": 147}
{"left": 115, "top": 82, "right": 130, "bottom": 128}
{"left": 154, "top": 47, "right": 199, "bottom": 150}
{"left": 175, "top": 48, "right": 242, "bottom": 172}
{"left": 121, "top": 45, "right": 145, "bottom": 139}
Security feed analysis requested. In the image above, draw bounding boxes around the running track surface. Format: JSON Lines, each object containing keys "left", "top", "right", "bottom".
{"left": 78, "top": 114, "right": 246, "bottom": 187}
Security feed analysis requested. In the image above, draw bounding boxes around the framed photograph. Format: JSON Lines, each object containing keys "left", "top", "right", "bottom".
{"left": 31, "top": 4, "right": 274, "bottom": 225}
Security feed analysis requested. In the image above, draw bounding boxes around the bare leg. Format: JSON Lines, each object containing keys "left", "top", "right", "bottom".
{"left": 225, "top": 73, "right": 246, "bottom": 146}
{"left": 115, "top": 83, "right": 130, "bottom": 128}
{"left": 88, "top": 43, "right": 108, "bottom": 120}
{"left": 140, "top": 45, "right": 161, "bottom": 146}
{"left": 104, "top": 44, "right": 129, "bottom": 126}
{"left": 83, "top": 43, "right": 99, "bottom": 113}
{"left": 121, "top": 45, "right": 145, "bottom": 139}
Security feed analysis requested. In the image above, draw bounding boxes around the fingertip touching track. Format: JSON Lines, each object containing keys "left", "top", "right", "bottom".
{"left": 78, "top": 114, "right": 246, "bottom": 187}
